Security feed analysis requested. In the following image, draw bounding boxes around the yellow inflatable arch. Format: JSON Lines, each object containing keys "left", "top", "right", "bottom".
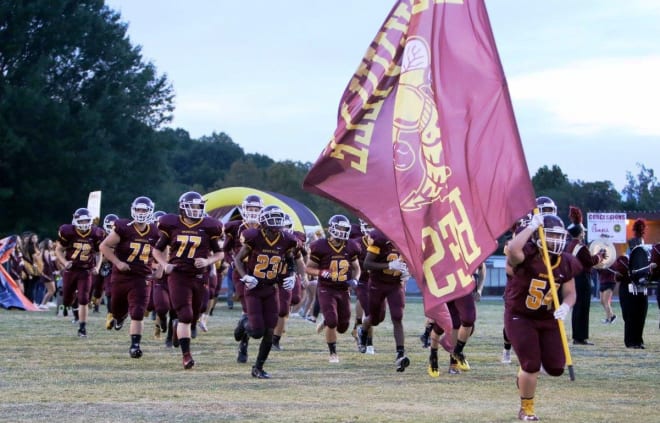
{"left": 203, "top": 187, "right": 322, "bottom": 233}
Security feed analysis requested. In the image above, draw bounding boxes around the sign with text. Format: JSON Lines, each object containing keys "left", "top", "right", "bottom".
{"left": 587, "top": 212, "right": 627, "bottom": 243}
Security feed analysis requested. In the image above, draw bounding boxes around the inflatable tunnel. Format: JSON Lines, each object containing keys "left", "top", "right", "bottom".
{"left": 203, "top": 187, "right": 322, "bottom": 234}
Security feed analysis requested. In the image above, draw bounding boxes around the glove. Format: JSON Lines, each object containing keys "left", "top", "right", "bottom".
{"left": 319, "top": 270, "right": 332, "bottom": 279}
{"left": 282, "top": 275, "right": 296, "bottom": 291}
{"left": 388, "top": 259, "right": 407, "bottom": 272}
{"left": 553, "top": 303, "right": 570, "bottom": 320}
{"left": 241, "top": 275, "right": 258, "bottom": 290}
{"left": 528, "top": 213, "right": 544, "bottom": 231}
{"left": 346, "top": 279, "right": 358, "bottom": 289}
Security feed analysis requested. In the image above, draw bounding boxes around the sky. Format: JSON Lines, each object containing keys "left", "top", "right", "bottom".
{"left": 104, "top": 0, "right": 660, "bottom": 192}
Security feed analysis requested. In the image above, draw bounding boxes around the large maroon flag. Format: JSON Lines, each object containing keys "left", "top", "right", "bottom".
{"left": 303, "top": 0, "right": 535, "bottom": 320}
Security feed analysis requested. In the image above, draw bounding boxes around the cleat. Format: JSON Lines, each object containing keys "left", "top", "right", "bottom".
{"left": 502, "top": 349, "right": 512, "bottom": 364}
{"left": 105, "top": 314, "right": 114, "bottom": 330}
{"left": 129, "top": 345, "right": 143, "bottom": 359}
{"left": 198, "top": 320, "right": 208, "bottom": 332}
{"left": 271, "top": 342, "right": 282, "bottom": 352}
{"left": 518, "top": 408, "right": 539, "bottom": 421}
{"left": 365, "top": 346, "right": 375, "bottom": 355}
{"left": 234, "top": 314, "right": 248, "bottom": 342}
{"left": 448, "top": 364, "right": 461, "bottom": 375}
{"left": 316, "top": 319, "right": 325, "bottom": 334}
{"left": 329, "top": 354, "right": 339, "bottom": 363}
{"left": 609, "top": 315, "right": 617, "bottom": 324}
{"left": 77, "top": 328, "right": 87, "bottom": 338}
{"left": 237, "top": 337, "right": 248, "bottom": 363}
{"left": 451, "top": 352, "right": 470, "bottom": 371}
{"left": 165, "top": 338, "right": 173, "bottom": 348}
{"left": 428, "top": 353, "right": 439, "bottom": 378}
{"left": 357, "top": 326, "right": 367, "bottom": 354}
{"left": 182, "top": 352, "right": 195, "bottom": 369}
{"left": 420, "top": 332, "right": 431, "bottom": 349}
{"left": 251, "top": 366, "right": 270, "bottom": 379}
{"left": 395, "top": 355, "right": 410, "bottom": 372}
{"left": 191, "top": 325, "right": 197, "bottom": 339}
{"left": 114, "top": 317, "right": 126, "bottom": 331}
{"left": 172, "top": 320, "right": 180, "bottom": 348}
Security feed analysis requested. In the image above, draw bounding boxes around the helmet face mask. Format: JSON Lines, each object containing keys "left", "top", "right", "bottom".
{"left": 131, "top": 196, "right": 155, "bottom": 224}
{"left": 534, "top": 215, "right": 567, "bottom": 255}
{"left": 73, "top": 208, "right": 93, "bottom": 232}
{"left": 259, "top": 205, "right": 285, "bottom": 231}
{"left": 179, "top": 191, "right": 205, "bottom": 219}
{"left": 536, "top": 196, "right": 557, "bottom": 216}
{"left": 241, "top": 194, "right": 264, "bottom": 224}
{"left": 103, "top": 213, "right": 119, "bottom": 234}
{"left": 359, "top": 218, "right": 373, "bottom": 236}
{"left": 328, "top": 215, "right": 351, "bottom": 241}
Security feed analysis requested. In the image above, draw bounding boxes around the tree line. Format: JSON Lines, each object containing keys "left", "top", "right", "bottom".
{"left": 1, "top": 0, "right": 658, "bottom": 240}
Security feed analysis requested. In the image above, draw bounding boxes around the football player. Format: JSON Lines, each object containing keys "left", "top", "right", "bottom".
{"left": 55, "top": 207, "right": 105, "bottom": 338}
{"left": 357, "top": 227, "right": 411, "bottom": 372}
{"left": 233, "top": 205, "right": 306, "bottom": 378}
{"left": 100, "top": 196, "right": 160, "bottom": 359}
{"left": 223, "top": 194, "right": 263, "bottom": 363}
{"left": 152, "top": 192, "right": 224, "bottom": 369}
{"left": 306, "top": 215, "right": 361, "bottom": 364}
{"left": 505, "top": 213, "right": 579, "bottom": 421}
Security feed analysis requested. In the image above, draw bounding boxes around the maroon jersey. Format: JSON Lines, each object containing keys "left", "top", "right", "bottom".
{"left": 241, "top": 228, "right": 299, "bottom": 285}
{"left": 112, "top": 218, "right": 160, "bottom": 276}
{"left": 155, "top": 214, "right": 223, "bottom": 274}
{"left": 279, "top": 230, "right": 307, "bottom": 277}
{"left": 366, "top": 228, "right": 403, "bottom": 284}
{"left": 309, "top": 237, "right": 361, "bottom": 290}
{"left": 505, "top": 243, "right": 582, "bottom": 320}
{"left": 222, "top": 219, "right": 257, "bottom": 264}
{"left": 57, "top": 224, "right": 105, "bottom": 270}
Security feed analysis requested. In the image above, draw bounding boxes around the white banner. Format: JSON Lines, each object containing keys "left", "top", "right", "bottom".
{"left": 87, "top": 191, "right": 102, "bottom": 224}
{"left": 587, "top": 212, "right": 627, "bottom": 244}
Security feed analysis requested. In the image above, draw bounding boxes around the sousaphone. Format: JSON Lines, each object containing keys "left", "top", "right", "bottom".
{"left": 588, "top": 238, "right": 616, "bottom": 269}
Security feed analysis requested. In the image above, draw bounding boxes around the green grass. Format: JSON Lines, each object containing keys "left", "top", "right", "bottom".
{"left": 1, "top": 298, "right": 658, "bottom": 422}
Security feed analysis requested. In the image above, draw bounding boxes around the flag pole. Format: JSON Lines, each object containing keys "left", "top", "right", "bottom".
{"left": 534, "top": 208, "right": 575, "bottom": 381}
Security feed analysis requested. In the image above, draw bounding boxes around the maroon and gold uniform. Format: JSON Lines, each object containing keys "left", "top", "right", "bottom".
{"left": 504, "top": 242, "right": 582, "bottom": 374}
{"left": 57, "top": 224, "right": 105, "bottom": 307}
{"left": 155, "top": 213, "right": 223, "bottom": 324}
{"left": 109, "top": 219, "right": 160, "bottom": 322}
{"left": 224, "top": 219, "right": 258, "bottom": 310}
{"left": 308, "top": 237, "right": 361, "bottom": 333}
{"left": 365, "top": 229, "right": 406, "bottom": 325}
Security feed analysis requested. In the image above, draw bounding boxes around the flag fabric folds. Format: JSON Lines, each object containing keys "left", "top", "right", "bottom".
{"left": 303, "top": 0, "right": 535, "bottom": 321}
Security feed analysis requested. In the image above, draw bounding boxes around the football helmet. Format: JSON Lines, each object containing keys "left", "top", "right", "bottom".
{"left": 152, "top": 210, "right": 166, "bottom": 223}
{"left": 179, "top": 191, "right": 205, "bottom": 219}
{"left": 72, "top": 208, "right": 93, "bottom": 232}
{"left": 359, "top": 218, "right": 374, "bottom": 236}
{"left": 131, "top": 196, "right": 155, "bottom": 224}
{"left": 283, "top": 213, "right": 294, "bottom": 233}
{"left": 259, "top": 205, "right": 286, "bottom": 229}
{"left": 103, "top": 214, "right": 119, "bottom": 234}
{"left": 328, "top": 215, "right": 351, "bottom": 241}
{"left": 240, "top": 194, "right": 264, "bottom": 224}
{"left": 534, "top": 215, "right": 567, "bottom": 255}
{"left": 536, "top": 196, "right": 557, "bottom": 216}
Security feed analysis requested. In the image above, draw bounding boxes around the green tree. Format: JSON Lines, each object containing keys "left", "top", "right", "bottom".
{"left": 0, "top": 0, "right": 174, "bottom": 235}
{"left": 622, "top": 163, "right": 660, "bottom": 210}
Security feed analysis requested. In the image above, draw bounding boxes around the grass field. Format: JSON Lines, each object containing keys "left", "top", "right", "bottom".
{"left": 1, "top": 297, "right": 658, "bottom": 422}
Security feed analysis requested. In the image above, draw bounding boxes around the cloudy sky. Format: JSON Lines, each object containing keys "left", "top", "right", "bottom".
{"left": 105, "top": 0, "right": 660, "bottom": 192}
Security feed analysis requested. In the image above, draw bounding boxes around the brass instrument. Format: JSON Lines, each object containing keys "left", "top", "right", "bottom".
{"left": 588, "top": 238, "right": 616, "bottom": 269}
